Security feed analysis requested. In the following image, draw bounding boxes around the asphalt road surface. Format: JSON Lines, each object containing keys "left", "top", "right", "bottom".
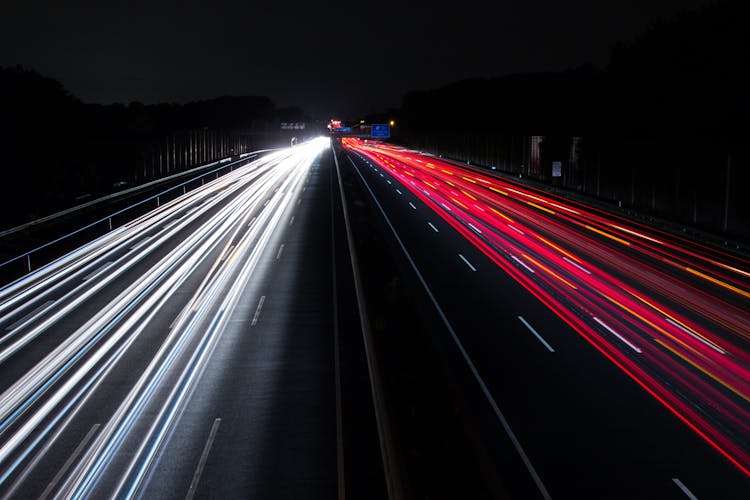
{"left": 341, "top": 138, "right": 750, "bottom": 499}
{"left": 0, "top": 138, "right": 345, "bottom": 499}
{"left": 3, "top": 134, "right": 749, "bottom": 499}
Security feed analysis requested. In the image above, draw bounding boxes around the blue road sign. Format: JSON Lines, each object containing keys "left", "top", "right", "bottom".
{"left": 371, "top": 124, "right": 390, "bottom": 138}
{"left": 333, "top": 127, "right": 351, "bottom": 132}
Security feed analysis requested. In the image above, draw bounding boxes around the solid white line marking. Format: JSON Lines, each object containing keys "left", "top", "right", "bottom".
{"left": 4, "top": 300, "right": 56, "bottom": 332}
{"left": 511, "top": 255, "right": 535, "bottom": 273}
{"left": 672, "top": 478, "right": 698, "bottom": 500}
{"left": 563, "top": 256, "right": 591, "bottom": 275}
{"left": 428, "top": 222, "right": 439, "bottom": 233}
{"left": 458, "top": 254, "right": 476, "bottom": 272}
{"left": 409, "top": 202, "right": 417, "bottom": 210}
{"left": 508, "top": 224, "right": 525, "bottom": 235}
{"left": 349, "top": 162, "right": 551, "bottom": 499}
{"left": 518, "top": 316, "right": 555, "bottom": 352}
{"left": 289, "top": 215, "right": 295, "bottom": 226}
{"left": 275, "top": 244, "right": 285, "bottom": 260}
{"left": 665, "top": 318, "right": 725, "bottom": 354}
{"left": 186, "top": 418, "right": 222, "bottom": 500}
{"left": 593, "top": 317, "right": 642, "bottom": 353}
{"left": 251, "top": 296, "right": 266, "bottom": 326}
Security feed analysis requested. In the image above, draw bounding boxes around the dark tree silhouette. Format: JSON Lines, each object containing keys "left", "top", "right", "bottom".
{"left": 0, "top": 66, "right": 299, "bottom": 229}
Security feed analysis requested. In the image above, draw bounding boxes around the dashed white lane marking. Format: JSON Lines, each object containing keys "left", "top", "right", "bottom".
{"left": 672, "top": 478, "right": 698, "bottom": 500}
{"left": 593, "top": 317, "right": 642, "bottom": 353}
{"left": 511, "top": 255, "right": 535, "bottom": 273}
{"left": 458, "top": 254, "right": 476, "bottom": 272}
{"left": 39, "top": 423, "right": 101, "bottom": 500}
{"left": 185, "top": 418, "right": 222, "bottom": 500}
{"left": 665, "top": 317, "right": 725, "bottom": 354}
{"left": 518, "top": 316, "right": 555, "bottom": 353}
{"left": 251, "top": 296, "right": 266, "bottom": 326}
{"left": 563, "top": 256, "right": 591, "bottom": 275}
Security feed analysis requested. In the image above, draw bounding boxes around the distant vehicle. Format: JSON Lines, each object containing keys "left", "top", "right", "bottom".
{"left": 113, "top": 180, "right": 128, "bottom": 189}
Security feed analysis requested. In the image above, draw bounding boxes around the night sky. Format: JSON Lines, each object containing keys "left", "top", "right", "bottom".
{"left": 1, "top": 0, "right": 711, "bottom": 119}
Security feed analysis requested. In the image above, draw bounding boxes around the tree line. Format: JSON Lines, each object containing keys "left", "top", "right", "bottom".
{"left": 396, "top": 0, "right": 749, "bottom": 238}
{"left": 0, "top": 67, "right": 306, "bottom": 229}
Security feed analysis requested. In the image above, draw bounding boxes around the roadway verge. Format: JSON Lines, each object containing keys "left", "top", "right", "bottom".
{"left": 334, "top": 142, "right": 541, "bottom": 498}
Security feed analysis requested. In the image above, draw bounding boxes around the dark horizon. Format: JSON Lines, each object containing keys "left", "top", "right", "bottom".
{"left": 0, "top": 0, "right": 714, "bottom": 118}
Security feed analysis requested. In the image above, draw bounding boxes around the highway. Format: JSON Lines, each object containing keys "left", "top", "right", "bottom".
{"left": 2, "top": 132, "right": 748, "bottom": 499}
{"left": 0, "top": 138, "right": 341, "bottom": 498}
{"left": 341, "top": 138, "right": 750, "bottom": 499}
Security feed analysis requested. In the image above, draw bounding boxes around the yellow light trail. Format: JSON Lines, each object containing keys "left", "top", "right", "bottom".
{"left": 585, "top": 225, "right": 631, "bottom": 246}
{"left": 461, "top": 190, "right": 477, "bottom": 201}
{"left": 654, "top": 338, "right": 749, "bottom": 403}
{"left": 534, "top": 234, "right": 581, "bottom": 263}
{"left": 522, "top": 253, "right": 578, "bottom": 290}
{"left": 527, "top": 201, "right": 555, "bottom": 215}
{"left": 685, "top": 267, "right": 750, "bottom": 300}
{"left": 627, "top": 290, "right": 726, "bottom": 354}
{"left": 449, "top": 197, "right": 468, "bottom": 209}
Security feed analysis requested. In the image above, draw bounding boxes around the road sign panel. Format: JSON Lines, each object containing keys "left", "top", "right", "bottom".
{"left": 552, "top": 161, "right": 562, "bottom": 177}
{"left": 371, "top": 124, "right": 390, "bottom": 138}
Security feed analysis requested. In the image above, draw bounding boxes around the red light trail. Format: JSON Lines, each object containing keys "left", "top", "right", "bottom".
{"left": 343, "top": 138, "right": 750, "bottom": 477}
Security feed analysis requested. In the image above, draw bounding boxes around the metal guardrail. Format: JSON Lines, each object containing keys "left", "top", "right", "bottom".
{"left": 422, "top": 149, "right": 750, "bottom": 257}
{"left": 0, "top": 149, "right": 274, "bottom": 275}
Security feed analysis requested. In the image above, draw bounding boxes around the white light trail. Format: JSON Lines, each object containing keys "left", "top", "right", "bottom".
{"left": 0, "top": 138, "right": 330, "bottom": 495}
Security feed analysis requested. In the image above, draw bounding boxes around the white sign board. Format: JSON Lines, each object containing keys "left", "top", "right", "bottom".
{"left": 281, "top": 122, "right": 306, "bottom": 130}
{"left": 552, "top": 161, "right": 562, "bottom": 177}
